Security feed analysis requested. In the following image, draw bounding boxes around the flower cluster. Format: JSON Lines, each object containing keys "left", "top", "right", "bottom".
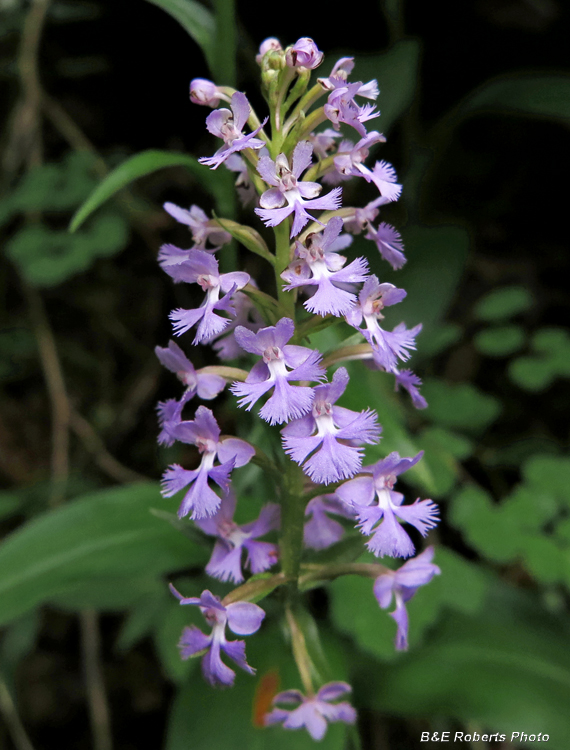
{"left": 154, "top": 36, "right": 440, "bottom": 742}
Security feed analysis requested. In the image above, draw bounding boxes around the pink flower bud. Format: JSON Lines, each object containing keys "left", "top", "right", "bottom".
{"left": 256, "top": 37, "right": 282, "bottom": 65}
{"left": 285, "top": 38, "right": 323, "bottom": 70}
{"left": 189, "top": 78, "right": 221, "bottom": 107}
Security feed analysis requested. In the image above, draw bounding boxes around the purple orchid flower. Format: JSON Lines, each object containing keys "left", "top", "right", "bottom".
{"left": 162, "top": 203, "right": 231, "bottom": 252}
{"left": 230, "top": 318, "right": 325, "bottom": 425}
{"left": 195, "top": 491, "right": 280, "bottom": 584}
{"left": 303, "top": 493, "right": 356, "bottom": 550}
{"left": 373, "top": 546, "right": 440, "bottom": 650}
{"left": 161, "top": 248, "right": 249, "bottom": 343}
{"left": 332, "top": 135, "right": 402, "bottom": 204}
{"left": 281, "top": 367, "right": 381, "bottom": 485}
{"left": 265, "top": 682, "right": 357, "bottom": 741}
{"left": 324, "top": 83, "right": 379, "bottom": 137}
{"left": 318, "top": 57, "right": 379, "bottom": 101}
{"left": 345, "top": 275, "right": 420, "bottom": 371}
{"left": 161, "top": 405, "right": 254, "bottom": 519}
{"left": 254, "top": 141, "right": 342, "bottom": 238}
{"left": 336, "top": 451, "right": 439, "bottom": 558}
{"left": 170, "top": 586, "right": 265, "bottom": 687}
{"left": 155, "top": 339, "right": 226, "bottom": 404}
{"left": 199, "top": 92, "right": 267, "bottom": 170}
{"left": 281, "top": 217, "right": 369, "bottom": 317}
{"left": 156, "top": 398, "right": 183, "bottom": 447}
{"left": 285, "top": 38, "right": 323, "bottom": 69}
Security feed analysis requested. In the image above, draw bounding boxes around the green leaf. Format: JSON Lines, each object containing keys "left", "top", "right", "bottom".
{"left": 422, "top": 378, "right": 501, "bottom": 433}
{"left": 369, "top": 583, "right": 570, "bottom": 749}
{"left": 474, "top": 325, "right": 526, "bottom": 357}
{"left": 69, "top": 150, "right": 226, "bottom": 232}
{"left": 457, "top": 74, "right": 570, "bottom": 123}
{"left": 0, "top": 483, "right": 207, "bottom": 625}
{"left": 416, "top": 428, "right": 473, "bottom": 497}
{"left": 6, "top": 212, "right": 129, "bottom": 287}
{"left": 474, "top": 286, "right": 533, "bottom": 322}
{"left": 144, "top": 0, "right": 215, "bottom": 73}
{"left": 419, "top": 323, "right": 462, "bottom": 357}
{"left": 508, "top": 356, "right": 555, "bottom": 391}
{"left": 354, "top": 40, "right": 420, "bottom": 133}
{"left": 523, "top": 455, "right": 570, "bottom": 508}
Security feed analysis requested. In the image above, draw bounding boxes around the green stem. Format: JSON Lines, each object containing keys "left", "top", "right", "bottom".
{"left": 279, "top": 460, "right": 306, "bottom": 585}
{"left": 286, "top": 604, "right": 315, "bottom": 696}
{"left": 273, "top": 220, "right": 295, "bottom": 319}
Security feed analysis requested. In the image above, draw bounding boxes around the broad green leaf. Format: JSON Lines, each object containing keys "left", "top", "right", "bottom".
{"left": 144, "top": 0, "right": 215, "bottom": 73}
{"left": 422, "top": 378, "right": 501, "bottom": 433}
{"left": 166, "top": 623, "right": 349, "bottom": 750}
{"left": 0, "top": 491, "right": 23, "bottom": 520}
{"left": 457, "top": 74, "right": 570, "bottom": 124}
{"left": 0, "top": 483, "right": 207, "bottom": 625}
{"left": 532, "top": 327, "right": 570, "bottom": 354}
{"left": 508, "top": 356, "right": 555, "bottom": 391}
{"left": 474, "top": 286, "right": 533, "bottom": 322}
{"left": 416, "top": 427, "right": 473, "bottom": 497}
{"left": 474, "top": 326, "right": 526, "bottom": 357}
{"left": 50, "top": 576, "right": 163, "bottom": 611}
{"left": 523, "top": 455, "right": 570, "bottom": 507}
{"left": 7, "top": 213, "right": 129, "bottom": 287}
{"left": 116, "top": 585, "right": 168, "bottom": 652}
{"left": 69, "top": 150, "right": 226, "bottom": 232}
{"left": 355, "top": 40, "right": 420, "bottom": 133}
{"left": 369, "top": 584, "right": 570, "bottom": 749}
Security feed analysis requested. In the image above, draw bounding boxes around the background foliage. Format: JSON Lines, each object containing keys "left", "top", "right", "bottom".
{"left": 1, "top": 0, "right": 569, "bottom": 748}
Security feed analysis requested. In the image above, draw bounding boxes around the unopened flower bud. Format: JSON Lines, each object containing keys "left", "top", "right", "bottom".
{"left": 256, "top": 37, "right": 282, "bottom": 65}
{"left": 285, "top": 38, "right": 323, "bottom": 70}
{"left": 189, "top": 78, "right": 221, "bottom": 107}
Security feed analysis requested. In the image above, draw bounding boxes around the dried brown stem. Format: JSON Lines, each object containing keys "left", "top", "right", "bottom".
{"left": 80, "top": 610, "right": 113, "bottom": 750}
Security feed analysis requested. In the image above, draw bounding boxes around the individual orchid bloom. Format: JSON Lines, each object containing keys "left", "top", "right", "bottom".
{"left": 256, "top": 37, "right": 282, "bottom": 65}
{"left": 230, "top": 317, "right": 326, "bottom": 425}
{"left": 319, "top": 56, "right": 379, "bottom": 100}
{"left": 324, "top": 83, "right": 379, "bottom": 137}
{"left": 265, "top": 682, "right": 357, "bottom": 741}
{"left": 281, "top": 217, "right": 369, "bottom": 317}
{"left": 394, "top": 368, "right": 428, "bottom": 409}
{"left": 195, "top": 491, "right": 280, "bottom": 583}
{"left": 332, "top": 134, "right": 402, "bottom": 203}
{"left": 170, "top": 586, "right": 265, "bottom": 687}
{"left": 365, "top": 221, "right": 407, "bottom": 270}
{"left": 161, "top": 405, "right": 255, "bottom": 519}
{"left": 199, "top": 92, "right": 267, "bottom": 170}
{"left": 162, "top": 249, "right": 250, "bottom": 343}
{"left": 303, "top": 493, "right": 357, "bottom": 550}
{"left": 373, "top": 546, "right": 440, "bottom": 650}
{"left": 224, "top": 154, "right": 257, "bottom": 206}
{"left": 155, "top": 340, "right": 226, "bottom": 408}
{"left": 308, "top": 128, "right": 342, "bottom": 161}
{"left": 162, "top": 203, "right": 231, "bottom": 253}
{"left": 189, "top": 78, "right": 227, "bottom": 107}
{"left": 254, "top": 141, "right": 342, "bottom": 238}
{"left": 281, "top": 367, "right": 381, "bottom": 485}
{"left": 345, "top": 275, "right": 420, "bottom": 371}
{"left": 336, "top": 451, "right": 440, "bottom": 558}
{"left": 285, "top": 37, "right": 323, "bottom": 69}
{"left": 211, "top": 290, "right": 264, "bottom": 361}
